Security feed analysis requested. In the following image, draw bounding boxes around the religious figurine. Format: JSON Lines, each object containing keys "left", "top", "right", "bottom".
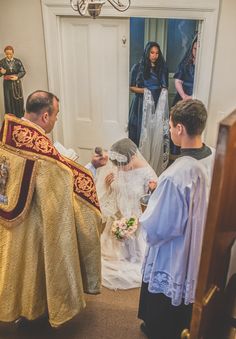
{"left": 0, "top": 46, "right": 26, "bottom": 118}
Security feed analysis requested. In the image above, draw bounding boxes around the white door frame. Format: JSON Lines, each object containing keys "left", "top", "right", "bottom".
{"left": 41, "top": 0, "right": 220, "bottom": 144}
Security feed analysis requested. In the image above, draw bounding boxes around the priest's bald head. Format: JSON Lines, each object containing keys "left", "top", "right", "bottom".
{"left": 24, "top": 90, "right": 59, "bottom": 134}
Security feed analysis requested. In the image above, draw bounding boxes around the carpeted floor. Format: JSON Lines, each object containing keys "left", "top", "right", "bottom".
{"left": 0, "top": 287, "right": 146, "bottom": 339}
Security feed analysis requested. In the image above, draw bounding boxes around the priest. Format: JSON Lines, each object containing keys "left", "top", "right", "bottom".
{"left": 0, "top": 90, "right": 102, "bottom": 327}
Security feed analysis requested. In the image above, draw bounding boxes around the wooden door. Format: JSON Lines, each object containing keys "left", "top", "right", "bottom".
{"left": 59, "top": 16, "right": 129, "bottom": 164}
{"left": 182, "top": 110, "right": 236, "bottom": 338}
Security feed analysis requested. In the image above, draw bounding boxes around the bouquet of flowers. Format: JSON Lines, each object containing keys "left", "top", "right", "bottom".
{"left": 111, "top": 216, "right": 138, "bottom": 241}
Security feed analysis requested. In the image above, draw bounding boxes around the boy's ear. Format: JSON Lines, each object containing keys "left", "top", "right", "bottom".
{"left": 176, "top": 123, "right": 184, "bottom": 136}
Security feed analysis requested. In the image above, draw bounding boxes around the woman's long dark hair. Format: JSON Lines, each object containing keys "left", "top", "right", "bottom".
{"left": 140, "top": 41, "right": 166, "bottom": 80}
{"left": 179, "top": 34, "right": 198, "bottom": 67}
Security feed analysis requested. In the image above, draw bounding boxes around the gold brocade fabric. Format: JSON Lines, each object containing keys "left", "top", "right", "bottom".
{"left": 0, "top": 146, "right": 102, "bottom": 327}
{"left": 0, "top": 148, "right": 38, "bottom": 228}
{"left": 1, "top": 114, "right": 100, "bottom": 211}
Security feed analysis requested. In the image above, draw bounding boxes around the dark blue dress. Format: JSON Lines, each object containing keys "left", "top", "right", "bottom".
{"left": 172, "top": 62, "right": 195, "bottom": 105}
{"left": 128, "top": 63, "right": 168, "bottom": 147}
{"left": 170, "top": 62, "right": 195, "bottom": 157}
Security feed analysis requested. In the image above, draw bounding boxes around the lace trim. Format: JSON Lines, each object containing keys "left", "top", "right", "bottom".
{"left": 143, "top": 269, "right": 195, "bottom": 306}
{"left": 109, "top": 151, "right": 127, "bottom": 163}
{"left": 139, "top": 89, "right": 169, "bottom": 176}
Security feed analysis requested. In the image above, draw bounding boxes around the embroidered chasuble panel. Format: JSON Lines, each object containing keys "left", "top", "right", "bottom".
{"left": 0, "top": 114, "right": 100, "bottom": 213}
{"left": 0, "top": 122, "right": 102, "bottom": 327}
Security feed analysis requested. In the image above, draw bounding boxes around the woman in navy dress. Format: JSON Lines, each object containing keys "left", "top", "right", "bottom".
{"left": 128, "top": 42, "right": 168, "bottom": 147}
{"left": 170, "top": 36, "right": 197, "bottom": 159}
{"left": 172, "top": 36, "right": 197, "bottom": 105}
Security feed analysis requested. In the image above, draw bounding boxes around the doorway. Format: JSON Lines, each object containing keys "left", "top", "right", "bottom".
{"left": 42, "top": 0, "right": 219, "bottom": 164}
{"left": 129, "top": 18, "right": 199, "bottom": 106}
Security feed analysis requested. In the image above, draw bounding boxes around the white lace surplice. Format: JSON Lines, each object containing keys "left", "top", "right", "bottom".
{"left": 140, "top": 156, "right": 212, "bottom": 305}
{"left": 98, "top": 165, "right": 157, "bottom": 290}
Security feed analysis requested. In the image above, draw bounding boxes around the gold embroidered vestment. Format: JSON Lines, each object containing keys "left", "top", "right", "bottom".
{"left": 0, "top": 115, "right": 102, "bottom": 327}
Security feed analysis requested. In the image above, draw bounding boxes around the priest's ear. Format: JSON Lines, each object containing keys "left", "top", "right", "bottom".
{"left": 42, "top": 111, "right": 49, "bottom": 124}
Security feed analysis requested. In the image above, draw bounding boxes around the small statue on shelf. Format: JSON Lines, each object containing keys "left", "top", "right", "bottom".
{"left": 0, "top": 46, "right": 26, "bottom": 118}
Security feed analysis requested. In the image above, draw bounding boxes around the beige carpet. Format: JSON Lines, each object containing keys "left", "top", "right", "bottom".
{"left": 0, "top": 287, "right": 146, "bottom": 339}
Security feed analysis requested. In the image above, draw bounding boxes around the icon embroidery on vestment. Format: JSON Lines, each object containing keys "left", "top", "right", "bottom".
{"left": 0, "top": 156, "right": 9, "bottom": 205}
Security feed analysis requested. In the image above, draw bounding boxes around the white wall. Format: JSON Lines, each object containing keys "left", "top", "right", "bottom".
{"left": 0, "top": 0, "right": 48, "bottom": 122}
{"left": 206, "top": 0, "right": 236, "bottom": 146}
{"left": 0, "top": 0, "right": 235, "bottom": 147}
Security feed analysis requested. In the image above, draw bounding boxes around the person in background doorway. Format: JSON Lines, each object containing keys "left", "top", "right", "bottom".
{"left": 128, "top": 41, "right": 169, "bottom": 175}
{"left": 128, "top": 41, "right": 168, "bottom": 148}
{"left": 170, "top": 35, "right": 198, "bottom": 162}
{"left": 173, "top": 35, "right": 197, "bottom": 105}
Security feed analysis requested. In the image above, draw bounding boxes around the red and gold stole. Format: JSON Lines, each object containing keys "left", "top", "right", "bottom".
{"left": 0, "top": 114, "right": 100, "bottom": 212}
